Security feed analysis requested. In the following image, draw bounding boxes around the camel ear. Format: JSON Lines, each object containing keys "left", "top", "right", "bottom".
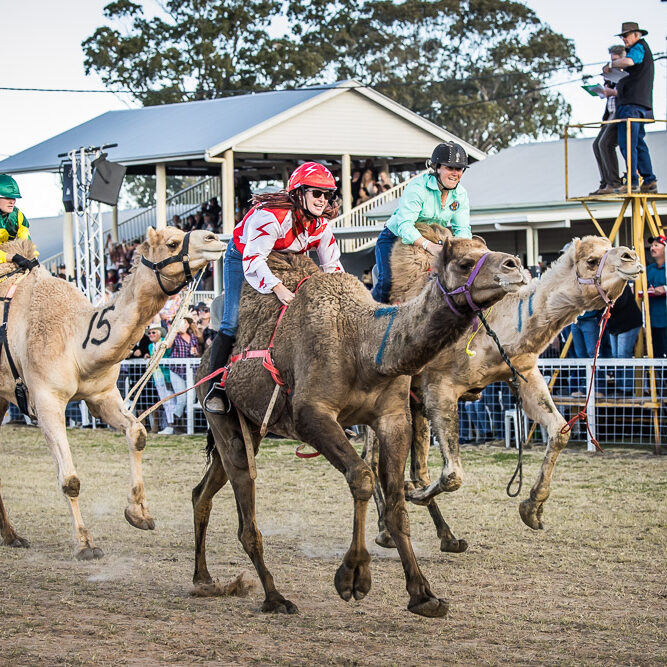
{"left": 146, "top": 227, "right": 158, "bottom": 245}
{"left": 471, "top": 234, "right": 487, "bottom": 247}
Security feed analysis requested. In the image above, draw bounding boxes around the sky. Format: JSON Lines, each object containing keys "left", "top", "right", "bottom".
{"left": 2, "top": 0, "right": 666, "bottom": 217}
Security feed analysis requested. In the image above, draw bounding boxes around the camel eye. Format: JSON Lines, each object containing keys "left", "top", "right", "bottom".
{"left": 586, "top": 257, "right": 598, "bottom": 267}
{"left": 459, "top": 259, "right": 475, "bottom": 272}
{"left": 167, "top": 240, "right": 180, "bottom": 250}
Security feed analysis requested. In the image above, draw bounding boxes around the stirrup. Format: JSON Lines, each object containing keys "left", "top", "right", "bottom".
{"left": 204, "top": 382, "right": 231, "bottom": 415}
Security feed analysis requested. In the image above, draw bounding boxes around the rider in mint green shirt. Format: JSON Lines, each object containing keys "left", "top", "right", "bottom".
{"left": 372, "top": 142, "right": 472, "bottom": 303}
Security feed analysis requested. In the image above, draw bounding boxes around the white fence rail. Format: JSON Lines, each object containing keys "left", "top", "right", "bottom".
{"left": 35, "top": 357, "right": 663, "bottom": 450}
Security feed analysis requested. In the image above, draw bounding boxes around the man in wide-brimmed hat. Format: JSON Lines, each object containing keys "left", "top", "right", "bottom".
{"left": 603, "top": 21, "right": 658, "bottom": 194}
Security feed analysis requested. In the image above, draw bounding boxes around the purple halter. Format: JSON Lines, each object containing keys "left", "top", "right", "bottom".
{"left": 435, "top": 252, "right": 491, "bottom": 316}
{"left": 576, "top": 249, "right": 612, "bottom": 305}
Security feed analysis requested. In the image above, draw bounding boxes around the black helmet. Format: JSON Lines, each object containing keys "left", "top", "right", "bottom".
{"left": 429, "top": 142, "right": 468, "bottom": 170}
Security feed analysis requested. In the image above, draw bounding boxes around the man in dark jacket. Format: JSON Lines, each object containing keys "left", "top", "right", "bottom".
{"left": 607, "top": 284, "right": 643, "bottom": 394}
{"left": 604, "top": 21, "right": 658, "bottom": 194}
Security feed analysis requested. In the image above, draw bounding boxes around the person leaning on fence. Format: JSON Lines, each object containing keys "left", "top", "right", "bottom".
{"left": 371, "top": 142, "right": 472, "bottom": 304}
{"left": 603, "top": 21, "right": 658, "bottom": 194}
{"left": 590, "top": 44, "right": 626, "bottom": 195}
{"left": 646, "top": 235, "right": 666, "bottom": 358}
{"left": 205, "top": 161, "right": 345, "bottom": 414}
{"left": 0, "top": 174, "right": 36, "bottom": 270}
{"left": 607, "top": 283, "right": 642, "bottom": 395}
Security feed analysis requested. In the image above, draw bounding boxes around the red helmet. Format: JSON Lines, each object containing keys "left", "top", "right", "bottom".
{"left": 287, "top": 162, "right": 336, "bottom": 192}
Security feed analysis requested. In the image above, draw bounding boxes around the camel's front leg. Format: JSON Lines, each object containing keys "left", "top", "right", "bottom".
{"left": 406, "top": 376, "right": 463, "bottom": 503}
{"left": 516, "top": 368, "right": 570, "bottom": 530}
{"left": 375, "top": 412, "right": 448, "bottom": 618}
{"left": 294, "top": 403, "right": 373, "bottom": 604}
{"left": 0, "top": 399, "right": 29, "bottom": 548}
{"left": 87, "top": 389, "right": 154, "bottom": 530}
{"left": 34, "top": 393, "right": 102, "bottom": 559}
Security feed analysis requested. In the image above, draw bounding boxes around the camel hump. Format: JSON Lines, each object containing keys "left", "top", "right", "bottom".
{"left": 390, "top": 223, "right": 450, "bottom": 302}
{"left": 265, "top": 252, "right": 320, "bottom": 289}
{"left": 0, "top": 238, "right": 38, "bottom": 262}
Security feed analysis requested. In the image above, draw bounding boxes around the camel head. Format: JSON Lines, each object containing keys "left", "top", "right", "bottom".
{"left": 138, "top": 227, "right": 225, "bottom": 294}
{"left": 434, "top": 235, "right": 526, "bottom": 313}
{"left": 565, "top": 236, "right": 643, "bottom": 305}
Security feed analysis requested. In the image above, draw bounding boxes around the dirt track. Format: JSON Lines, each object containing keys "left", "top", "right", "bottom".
{"left": 1, "top": 426, "right": 665, "bottom": 665}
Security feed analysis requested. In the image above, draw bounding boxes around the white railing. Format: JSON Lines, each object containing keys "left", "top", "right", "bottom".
{"left": 330, "top": 171, "right": 427, "bottom": 253}
{"left": 117, "top": 176, "right": 221, "bottom": 242}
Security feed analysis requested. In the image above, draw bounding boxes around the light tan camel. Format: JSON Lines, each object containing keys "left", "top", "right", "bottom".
{"left": 371, "top": 226, "right": 642, "bottom": 552}
{"left": 192, "top": 236, "right": 526, "bottom": 618}
{"left": 0, "top": 228, "right": 223, "bottom": 559}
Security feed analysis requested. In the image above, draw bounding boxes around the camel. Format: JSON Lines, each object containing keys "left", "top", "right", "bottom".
{"left": 0, "top": 228, "right": 223, "bottom": 559}
{"left": 371, "top": 226, "right": 642, "bottom": 552}
{"left": 192, "top": 235, "right": 526, "bottom": 618}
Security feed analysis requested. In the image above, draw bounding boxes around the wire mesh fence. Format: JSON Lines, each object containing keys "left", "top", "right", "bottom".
{"left": 48, "top": 358, "right": 666, "bottom": 450}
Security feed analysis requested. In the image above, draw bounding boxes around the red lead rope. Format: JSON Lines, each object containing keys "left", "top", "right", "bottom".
{"left": 560, "top": 306, "right": 612, "bottom": 452}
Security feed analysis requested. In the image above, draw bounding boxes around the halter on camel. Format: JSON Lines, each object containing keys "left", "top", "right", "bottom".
{"left": 140, "top": 231, "right": 197, "bottom": 296}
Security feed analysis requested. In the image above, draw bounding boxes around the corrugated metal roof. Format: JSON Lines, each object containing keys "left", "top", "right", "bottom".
{"left": 0, "top": 85, "right": 332, "bottom": 174}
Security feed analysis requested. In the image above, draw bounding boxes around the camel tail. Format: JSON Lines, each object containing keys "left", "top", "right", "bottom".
{"left": 205, "top": 428, "right": 215, "bottom": 464}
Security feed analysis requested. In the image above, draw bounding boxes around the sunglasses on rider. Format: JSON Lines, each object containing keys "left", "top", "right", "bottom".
{"left": 305, "top": 188, "right": 336, "bottom": 202}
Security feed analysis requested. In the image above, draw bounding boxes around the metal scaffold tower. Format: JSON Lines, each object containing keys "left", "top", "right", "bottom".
{"left": 66, "top": 145, "right": 115, "bottom": 305}
{"left": 563, "top": 117, "right": 666, "bottom": 453}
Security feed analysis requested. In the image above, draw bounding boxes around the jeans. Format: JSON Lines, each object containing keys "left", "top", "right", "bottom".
{"left": 616, "top": 105, "right": 657, "bottom": 187}
{"left": 592, "top": 120, "right": 621, "bottom": 188}
{"left": 371, "top": 227, "right": 399, "bottom": 303}
{"left": 610, "top": 326, "right": 640, "bottom": 393}
{"left": 169, "top": 370, "right": 187, "bottom": 419}
{"left": 220, "top": 242, "right": 245, "bottom": 336}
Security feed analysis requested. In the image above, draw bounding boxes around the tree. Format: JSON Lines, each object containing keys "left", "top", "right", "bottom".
{"left": 83, "top": 0, "right": 581, "bottom": 150}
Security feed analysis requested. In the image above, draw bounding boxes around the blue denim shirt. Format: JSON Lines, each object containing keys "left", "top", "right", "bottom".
{"left": 386, "top": 173, "right": 471, "bottom": 244}
{"left": 646, "top": 261, "right": 666, "bottom": 328}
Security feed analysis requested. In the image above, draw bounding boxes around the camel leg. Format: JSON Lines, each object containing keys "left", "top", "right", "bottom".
{"left": 34, "top": 394, "right": 102, "bottom": 560}
{"left": 406, "top": 382, "right": 468, "bottom": 553}
{"left": 294, "top": 403, "right": 373, "bottom": 604}
{"left": 362, "top": 426, "right": 395, "bottom": 549}
{"left": 0, "top": 398, "right": 30, "bottom": 548}
{"left": 210, "top": 413, "right": 298, "bottom": 614}
{"left": 407, "top": 377, "right": 464, "bottom": 503}
{"left": 86, "top": 389, "right": 154, "bottom": 530}
{"left": 192, "top": 438, "right": 228, "bottom": 585}
{"left": 374, "top": 413, "right": 448, "bottom": 618}
{"left": 516, "top": 369, "right": 570, "bottom": 531}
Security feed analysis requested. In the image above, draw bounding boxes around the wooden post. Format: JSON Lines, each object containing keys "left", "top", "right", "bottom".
{"left": 111, "top": 205, "right": 119, "bottom": 242}
{"left": 155, "top": 163, "right": 167, "bottom": 229}
{"left": 341, "top": 153, "right": 352, "bottom": 213}
{"left": 222, "top": 149, "right": 235, "bottom": 235}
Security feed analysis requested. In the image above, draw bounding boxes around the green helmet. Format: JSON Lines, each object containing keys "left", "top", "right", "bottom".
{"left": 0, "top": 174, "right": 21, "bottom": 199}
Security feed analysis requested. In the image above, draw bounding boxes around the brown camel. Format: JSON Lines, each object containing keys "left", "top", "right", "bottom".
{"left": 371, "top": 226, "right": 642, "bottom": 552}
{"left": 192, "top": 236, "right": 526, "bottom": 618}
{"left": 0, "top": 228, "right": 223, "bottom": 559}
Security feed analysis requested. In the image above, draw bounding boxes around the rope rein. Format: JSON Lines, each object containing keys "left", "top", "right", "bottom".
{"left": 476, "top": 309, "right": 527, "bottom": 497}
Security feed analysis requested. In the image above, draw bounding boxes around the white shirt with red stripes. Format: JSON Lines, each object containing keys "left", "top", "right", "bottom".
{"left": 233, "top": 206, "right": 344, "bottom": 294}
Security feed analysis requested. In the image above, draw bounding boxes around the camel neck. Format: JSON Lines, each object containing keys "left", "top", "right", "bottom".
{"left": 79, "top": 264, "right": 169, "bottom": 367}
{"left": 373, "top": 279, "right": 477, "bottom": 377}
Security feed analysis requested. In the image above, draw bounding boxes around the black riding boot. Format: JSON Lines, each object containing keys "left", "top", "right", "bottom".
{"left": 204, "top": 332, "right": 236, "bottom": 414}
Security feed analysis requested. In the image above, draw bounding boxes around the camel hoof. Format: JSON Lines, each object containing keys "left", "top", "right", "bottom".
{"left": 334, "top": 560, "right": 372, "bottom": 602}
{"left": 4, "top": 535, "right": 30, "bottom": 548}
{"left": 441, "top": 538, "right": 468, "bottom": 553}
{"left": 519, "top": 499, "right": 544, "bottom": 530}
{"left": 408, "top": 595, "right": 449, "bottom": 618}
{"left": 374, "top": 530, "right": 396, "bottom": 549}
{"left": 261, "top": 596, "right": 299, "bottom": 614}
{"left": 124, "top": 507, "right": 156, "bottom": 531}
{"left": 75, "top": 546, "right": 104, "bottom": 561}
